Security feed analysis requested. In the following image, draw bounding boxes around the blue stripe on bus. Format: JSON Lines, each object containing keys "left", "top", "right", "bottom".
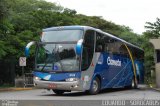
{"left": 93, "top": 53, "right": 134, "bottom": 89}
{"left": 104, "top": 61, "right": 132, "bottom": 88}
{"left": 33, "top": 71, "right": 81, "bottom": 81}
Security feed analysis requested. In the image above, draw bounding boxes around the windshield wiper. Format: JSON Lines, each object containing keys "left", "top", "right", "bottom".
{"left": 40, "top": 45, "right": 56, "bottom": 72}
{"left": 40, "top": 44, "right": 64, "bottom": 72}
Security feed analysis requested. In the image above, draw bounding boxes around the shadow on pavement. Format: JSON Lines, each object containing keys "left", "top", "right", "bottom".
{"left": 39, "top": 88, "right": 133, "bottom": 97}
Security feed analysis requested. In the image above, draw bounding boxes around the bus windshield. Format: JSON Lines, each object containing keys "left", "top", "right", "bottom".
{"left": 36, "top": 43, "right": 79, "bottom": 72}
{"left": 41, "top": 30, "right": 83, "bottom": 42}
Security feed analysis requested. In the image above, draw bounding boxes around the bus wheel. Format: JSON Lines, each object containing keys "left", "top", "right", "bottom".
{"left": 89, "top": 77, "right": 100, "bottom": 95}
{"left": 52, "top": 90, "right": 65, "bottom": 95}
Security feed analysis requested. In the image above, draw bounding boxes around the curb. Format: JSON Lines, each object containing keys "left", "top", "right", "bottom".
{"left": 152, "top": 88, "right": 160, "bottom": 92}
{"left": 0, "top": 87, "right": 34, "bottom": 92}
{"left": 137, "top": 84, "right": 150, "bottom": 90}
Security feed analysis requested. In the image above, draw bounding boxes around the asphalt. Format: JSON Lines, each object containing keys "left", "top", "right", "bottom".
{"left": 0, "top": 87, "right": 160, "bottom": 106}
{"left": 0, "top": 84, "right": 149, "bottom": 92}
{"left": 0, "top": 87, "right": 160, "bottom": 100}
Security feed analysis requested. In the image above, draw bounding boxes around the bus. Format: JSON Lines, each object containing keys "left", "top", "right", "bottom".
{"left": 25, "top": 26, "right": 144, "bottom": 95}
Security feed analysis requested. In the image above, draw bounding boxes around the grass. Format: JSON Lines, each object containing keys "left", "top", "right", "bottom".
{"left": 0, "top": 84, "right": 14, "bottom": 88}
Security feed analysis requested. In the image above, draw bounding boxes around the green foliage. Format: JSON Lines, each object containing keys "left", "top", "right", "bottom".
{"left": 145, "top": 18, "right": 160, "bottom": 38}
{"left": 0, "top": 0, "right": 9, "bottom": 20}
{"left": 0, "top": 0, "right": 13, "bottom": 59}
{"left": 7, "top": 0, "right": 62, "bottom": 13}
{"left": 141, "top": 18, "right": 160, "bottom": 84}
{"left": 0, "top": 0, "right": 152, "bottom": 77}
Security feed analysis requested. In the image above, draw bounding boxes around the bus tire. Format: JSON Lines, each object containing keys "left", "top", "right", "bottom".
{"left": 52, "top": 90, "right": 65, "bottom": 95}
{"left": 89, "top": 77, "right": 100, "bottom": 95}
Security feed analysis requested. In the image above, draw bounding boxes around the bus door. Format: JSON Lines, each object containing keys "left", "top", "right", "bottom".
{"left": 80, "top": 30, "right": 95, "bottom": 90}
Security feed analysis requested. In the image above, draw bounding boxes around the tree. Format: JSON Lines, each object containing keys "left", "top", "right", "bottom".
{"left": 0, "top": 0, "right": 13, "bottom": 59}
{"left": 0, "top": 0, "right": 146, "bottom": 77}
{"left": 145, "top": 18, "right": 160, "bottom": 38}
{"left": 141, "top": 18, "right": 160, "bottom": 84}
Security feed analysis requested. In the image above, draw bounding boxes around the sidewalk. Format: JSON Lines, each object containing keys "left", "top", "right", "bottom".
{"left": 0, "top": 87, "right": 34, "bottom": 92}
{"left": 152, "top": 88, "right": 160, "bottom": 92}
{"left": 147, "top": 84, "right": 160, "bottom": 92}
{"left": 138, "top": 84, "right": 148, "bottom": 89}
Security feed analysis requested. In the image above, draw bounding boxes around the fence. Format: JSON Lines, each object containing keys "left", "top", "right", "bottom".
{"left": 24, "top": 73, "right": 34, "bottom": 87}
{"left": 0, "top": 59, "right": 15, "bottom": 86}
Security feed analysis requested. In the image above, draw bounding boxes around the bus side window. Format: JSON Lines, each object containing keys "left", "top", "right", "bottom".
{"left": 95, "top": 32, "right": 104, "bottom": 52}
{"left": 113, "top": 39, "right": 122, "bottom": 55}
{"left": 104, "top": 36, "right": 114, "bottom": 53}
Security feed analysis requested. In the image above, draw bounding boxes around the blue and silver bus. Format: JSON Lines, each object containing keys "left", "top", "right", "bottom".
{"left": 25, "top": 26, "right": 144, "bottom": 95}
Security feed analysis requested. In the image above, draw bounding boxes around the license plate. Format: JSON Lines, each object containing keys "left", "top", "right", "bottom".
{"left": 48, "top": 83, "right": 57, "bottom": 89}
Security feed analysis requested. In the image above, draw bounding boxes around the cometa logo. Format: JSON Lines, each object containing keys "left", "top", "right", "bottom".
{"left": 107, "top": 57, "right": 121, "bottom": 67}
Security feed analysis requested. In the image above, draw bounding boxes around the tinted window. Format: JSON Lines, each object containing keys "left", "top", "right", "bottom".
{"left": 118, "top": 42, "right": 129, "bottom": 57}
{"left": 129, "top": 46, "right": 144, "bottom": 60}
{"left": 81, "top": 30, "right": 95, "bottom": 70}
{"left": 95, "top": 32, "right": 129, "bottom": 57}
{"left": 96, "top": 32, "right": 105, "bottom": 52}
{"left": 102, "top": 35, "right": 129, "bottom": 57}
{"left": 103, "top": 36, "right": 115, "bottom": 53}
{"left": 42, "top": 30, "right": 83, "bottom": 42}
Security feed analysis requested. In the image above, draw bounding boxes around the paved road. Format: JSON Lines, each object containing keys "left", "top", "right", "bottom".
{"left": 0, "top": 88, "right": 160, "bottom": 100}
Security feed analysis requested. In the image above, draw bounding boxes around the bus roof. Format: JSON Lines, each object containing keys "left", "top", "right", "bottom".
{"left": 43, "top": 25, "right": 143, "bottom": 51}
{"left": 43, "top": 25, "right": 85, "bottom": 31}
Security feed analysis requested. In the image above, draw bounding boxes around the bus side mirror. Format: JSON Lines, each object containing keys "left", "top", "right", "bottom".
{"left": 25, "top": 41, "right": 36, "bottom": 57}
{"left": 76, "top": 39, "right": 83, "bottom": 55}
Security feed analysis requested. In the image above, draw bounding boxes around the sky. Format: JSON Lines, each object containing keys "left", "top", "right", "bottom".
{"left": 46, "top": 0, "right": 160, "bottom": 34}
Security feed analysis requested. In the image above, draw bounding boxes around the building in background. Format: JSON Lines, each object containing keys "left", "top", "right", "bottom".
{"left": 150, "top": 39, "right": 160, "bottom": 88}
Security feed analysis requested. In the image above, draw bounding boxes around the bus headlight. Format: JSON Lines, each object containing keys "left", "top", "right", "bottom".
{"left": 34, "top": 76, "right": 41, "bottom": 81}
{"left": 65, "top": 78, "right": 79, "bottom": 82}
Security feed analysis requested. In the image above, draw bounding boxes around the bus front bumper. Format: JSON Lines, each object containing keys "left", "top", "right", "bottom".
{"left": 34, "top": 80, "right": 81, "bottom": 91}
